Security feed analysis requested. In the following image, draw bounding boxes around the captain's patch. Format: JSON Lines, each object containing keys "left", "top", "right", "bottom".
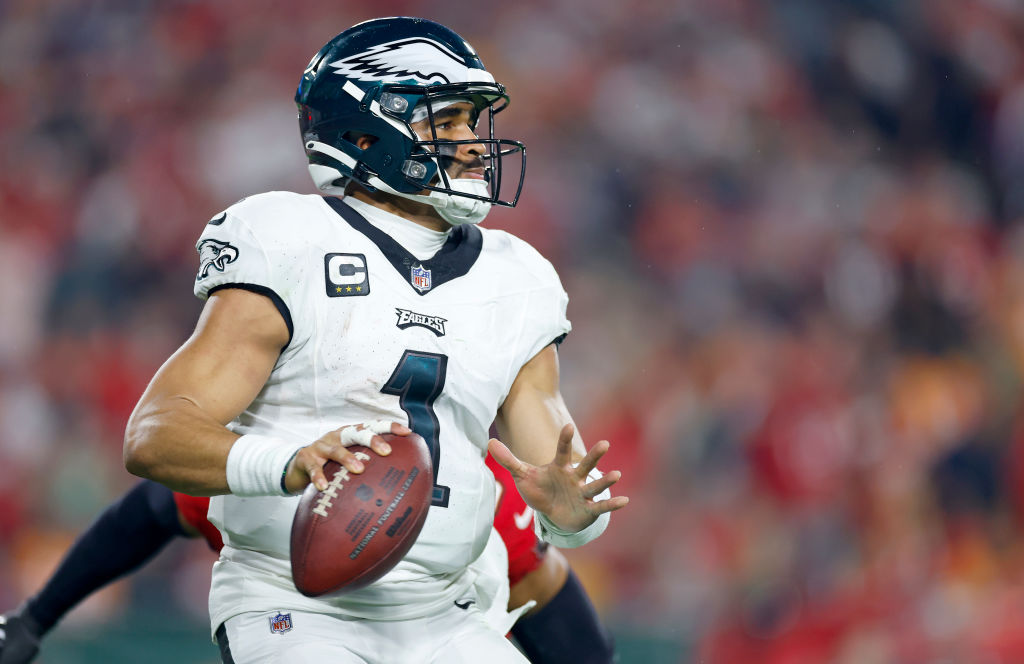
{"left": 325, "top": 253, "right": 370, "bottom": 297}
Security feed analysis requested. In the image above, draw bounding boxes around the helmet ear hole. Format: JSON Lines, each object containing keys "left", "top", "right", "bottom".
{"left": 343, "top": 131, "right": 378, "bottom": 151}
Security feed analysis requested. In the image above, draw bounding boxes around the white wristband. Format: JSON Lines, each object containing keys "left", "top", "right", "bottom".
{"left": 225, "top": 434, "right": 304, "bottom": 497}
{"left": 534, "top": 467, "right": 611, "bottom": 548}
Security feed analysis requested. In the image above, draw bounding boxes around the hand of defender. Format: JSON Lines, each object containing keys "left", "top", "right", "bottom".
{"left": 283, "top": 421, "right": 411, "bottom": 494}
{"left": 488, "top": 423, "right": 629, "bottom": 534}
{"left": 0, "top": 611, "right": 42, "bottom": 664}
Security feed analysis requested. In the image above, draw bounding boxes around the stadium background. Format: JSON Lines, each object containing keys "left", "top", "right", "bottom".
{"left": 2, "top": 1, "right": 1024, "bottom": 662}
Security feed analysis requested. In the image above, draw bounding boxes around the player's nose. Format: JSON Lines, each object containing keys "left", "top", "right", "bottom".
{"left": 453, "top": 124, "right": 485, "bottom": 157}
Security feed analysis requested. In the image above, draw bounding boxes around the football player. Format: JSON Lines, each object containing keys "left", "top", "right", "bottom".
{"left": 0, "top": 463, "right": 615, "bottom": 663}
{"left": 122, "top": 16, "right": 626, "bottom": 663}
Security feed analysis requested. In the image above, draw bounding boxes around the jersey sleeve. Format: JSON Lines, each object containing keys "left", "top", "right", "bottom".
{"left": 192, "top": 193, "right": 312, "bottom": 344}
{"left": 172, "top": 492, "right": 223, "bottom": 552}
{"left": 512, "top": 243, "right": 572, "bottom": 368}
{"left": 486, "top": 454, "right": 547, "bottom": 586}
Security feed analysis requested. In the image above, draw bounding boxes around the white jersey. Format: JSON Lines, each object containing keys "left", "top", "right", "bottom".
{"left": 192, "top": 192, "right": 570, "bottom": 630}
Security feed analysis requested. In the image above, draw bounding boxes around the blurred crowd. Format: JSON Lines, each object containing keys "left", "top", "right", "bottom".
{"left": 3, "top": 0, "right": 1024, "bottom": 662}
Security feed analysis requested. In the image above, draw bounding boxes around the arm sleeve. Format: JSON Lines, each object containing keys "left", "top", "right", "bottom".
{"left": 22, "top": 481, "right": 184, "bottom": 634}
{"left": 511, "top": 570, "right": 616, "bottom": 664}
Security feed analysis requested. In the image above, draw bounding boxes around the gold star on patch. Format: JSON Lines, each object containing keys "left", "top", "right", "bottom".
{"left": 346, "top": 286, "right": 352, "bottom": 292}
{"left": 355, "top": 286, "right": 362, "bottom": 292}
{"left": 335, "top": 287, "right": 342, "bottom": 293}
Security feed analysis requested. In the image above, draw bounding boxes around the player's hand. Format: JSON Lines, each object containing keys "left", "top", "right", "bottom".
{"left": 488, "top": 423, "right": 628, "bottom": 534}
{"left": 0, "top": 610, "right": 42, "bottom": 664}
{"left": 283, "top": 421, "right": 410, "bottom": 494}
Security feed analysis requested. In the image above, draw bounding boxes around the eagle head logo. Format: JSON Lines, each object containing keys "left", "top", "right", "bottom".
{"left": 328, "top": 38, "right": 481, "bottom": 85}
{"left": 196, "top": 239, "right": 239, "bottom": 281}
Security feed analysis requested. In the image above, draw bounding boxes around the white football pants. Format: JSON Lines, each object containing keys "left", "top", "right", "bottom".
{"left": 217, "top": 601, "right": 529, "bottom": 663}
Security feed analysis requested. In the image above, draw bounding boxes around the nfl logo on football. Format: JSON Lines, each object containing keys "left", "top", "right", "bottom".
{"left": 411, "top": 265, "right": 432, "bottom": 292}
{"left": 269, "top": 612, "right": 293, "bottom": 634}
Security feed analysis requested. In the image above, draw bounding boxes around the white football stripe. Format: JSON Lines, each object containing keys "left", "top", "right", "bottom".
{"left": 340, "top": 81, "right": 413, "bottom": 139}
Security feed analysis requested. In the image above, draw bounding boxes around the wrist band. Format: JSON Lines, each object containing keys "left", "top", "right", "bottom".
{"left": 225, "top": 434, "right": 304, "bottom": 497}
{"left": 534, "top": 467, "right": 611, "bottom": 548}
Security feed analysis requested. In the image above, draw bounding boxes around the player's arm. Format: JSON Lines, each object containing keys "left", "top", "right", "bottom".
{"left": 124, "top": 288, "right": 288, "bottom": 495}
{"left": 490, "top": 343, "right": 628, "bottom": 539}
{"left": 124, "top": 288, "right": 397, "bottom": 496}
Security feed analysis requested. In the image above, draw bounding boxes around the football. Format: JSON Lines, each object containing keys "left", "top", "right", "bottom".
{"left": 290, "top": 433, "right": 433, "bottom": 597}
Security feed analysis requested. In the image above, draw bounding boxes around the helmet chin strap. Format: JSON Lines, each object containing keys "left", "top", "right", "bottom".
{"left": 307, "top": 151, "right": 492, "bottom": 226}
{"left": 369, "top": 176, "right": 492, "bottom": 226}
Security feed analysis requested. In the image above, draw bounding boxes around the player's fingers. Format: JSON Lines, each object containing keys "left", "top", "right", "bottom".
{"left": 339, "top": 425, "right": 373, "bottom": 447}
{"left": 368, "top": 434, "right": 392, "bottom": 457}
{"left": 326, "top": 445, "right": 367, "bottom": 474}
{"left": 488, "top": 438, "right": 529, "bottom": 478}
{"left": 574, "top": 439, "right": 609, "bottom": 479}
{"left": 296, "top": 452, "right": 329, "bottom": 492}
{"left": 582, "top": 469, "right": 620, "bottom": 499}
{"left": 389, "top": 421, "right": 412, "bottom": 436}
{"left": 552, "top": 423, "right": 575, "bottom": 466}
{"left": 359, "top": 419, "right": 405, "bottom": 436}
{"left": 317, "top": 430, "right": 342, "bottom": 449}
{"left": 589, "top": 494, "right": 629, "bottom": 515}
{"left": 283, "top": 450, "right": 319, "bottom": 493}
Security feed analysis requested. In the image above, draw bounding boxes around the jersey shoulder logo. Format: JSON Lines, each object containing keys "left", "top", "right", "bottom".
{"left": 395, "top": 308, "right": 447, "bottom": 337}
{"left": 196, "top": 239, "right": 239, "bottom": 281}
{"left": 329, "top": 38, "right": 466, "bottom": 85}
{"left": 325, "top": 253, "right": 370, "bottom": 297}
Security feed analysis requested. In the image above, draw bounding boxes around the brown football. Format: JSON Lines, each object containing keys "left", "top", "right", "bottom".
{"left": 290, "top": 432, "right": 433, "bottom": 597}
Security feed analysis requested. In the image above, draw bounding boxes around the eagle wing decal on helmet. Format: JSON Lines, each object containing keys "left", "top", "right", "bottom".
{"left": 196, "top": 239, "right": 240, "bottom": 281}
{"left": 328, "top": 38, "right": 469, "bottom": 85}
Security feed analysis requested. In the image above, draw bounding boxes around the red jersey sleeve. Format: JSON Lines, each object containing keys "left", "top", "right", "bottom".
{"left": 172, "top": 492, "right": 224, "bottom": 553}
{"left": 486, "top": 454, "right": 547, "bottom": 586}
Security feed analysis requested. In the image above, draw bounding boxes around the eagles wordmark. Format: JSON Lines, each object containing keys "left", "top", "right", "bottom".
{"left": 395, "top": 308, "right": 447, "bottom": 337}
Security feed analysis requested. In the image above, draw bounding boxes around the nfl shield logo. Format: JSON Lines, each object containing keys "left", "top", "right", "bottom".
{"left": 269, "top": 612, "right": 293, "bottom": 634}
{"left": 411, "top": 265, "right": 432, "bottom": 292}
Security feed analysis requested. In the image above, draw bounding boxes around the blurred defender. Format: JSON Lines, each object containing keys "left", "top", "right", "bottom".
{"left": 120, "top": 16, "right": 625, "bottom": 664}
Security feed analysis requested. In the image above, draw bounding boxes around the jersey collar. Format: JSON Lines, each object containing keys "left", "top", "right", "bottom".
{"left": 324, "top": 196, "right": 482, "bottom": 296}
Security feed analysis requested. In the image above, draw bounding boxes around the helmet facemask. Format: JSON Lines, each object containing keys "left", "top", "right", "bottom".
{"left": 302, "top": 82, "right": 525, "bottom": 226}
{"left": 394, "top": 84, "right": 525, "bottom": 225}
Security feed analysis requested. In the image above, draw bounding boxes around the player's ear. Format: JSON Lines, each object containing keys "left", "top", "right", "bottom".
{"left": 343, "top": 132, "right": 378, "bottom": 151}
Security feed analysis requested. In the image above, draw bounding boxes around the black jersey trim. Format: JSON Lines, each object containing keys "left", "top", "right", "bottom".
{"left": 207, "top": 283, "right": 294, "bottom": 348}
{"left": 323, "top": 197, "right": 482, "bottom": 296}
{"left": 215, "top": 623, "right": 235, "bottom": 664}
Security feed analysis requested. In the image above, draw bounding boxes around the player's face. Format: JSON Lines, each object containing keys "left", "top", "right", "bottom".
{"left": 410, "top": 101, "right": 486, "bottom": 183}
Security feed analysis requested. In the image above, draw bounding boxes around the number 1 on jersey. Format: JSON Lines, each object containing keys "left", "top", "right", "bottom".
{"left": 381, "top": 350, "right": 451, "bottom": 507}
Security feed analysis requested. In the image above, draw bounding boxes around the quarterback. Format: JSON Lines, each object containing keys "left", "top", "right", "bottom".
{"left": 123, "top": 16, "right": 627, "bottom": 663}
